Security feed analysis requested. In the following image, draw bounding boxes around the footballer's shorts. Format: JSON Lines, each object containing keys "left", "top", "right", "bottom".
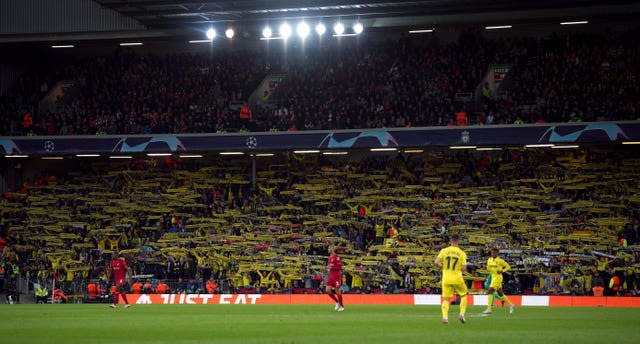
{"left": 489, "top": 274, "right": 503, "bottom": 290}
{"left": 327, "top": 273, "right": 342, "bottom": 289}
{"left": 441, "top": 280, "right": 468, "bottom": 298}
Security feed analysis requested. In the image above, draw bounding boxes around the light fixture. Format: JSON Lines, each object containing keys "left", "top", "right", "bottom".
{"left": 297, "top": 22, "right": 310, "bottom": 40}
{"left": 279, "top": 23, "right": 292, "bottom": 40}
{"left": 370, "top": 148, "right": 397, "bottom": 152}
{"left": 219, "top": 152, "right": 244, "bottom": 155}
{"left": 404, "top": 149, "right": 424, "bottom": 153}
{"left": 51, "top": 45, "right": 74, "bottom": 48}
{"left": 206, "top": 28, "right": 216, "bottom": 39}
{"left": 225, "top": 28, "right": 235, "bottom": 39}
{"left": 189, "top": 39, "right": 213, "bottom": 44}
{"left": 560, "top": 21, "right": 588, "bottom": 25}
{"left": 315, "top": 23, "right": 326, "bottom": 36}
{"left": 4, "top": 155, "right": 29, "bottom": 158}
{"left": 147, "top": 153, "right": 172, "bottom": 157}
{"left": 332, "top": 33, "right": 357, "bottom": 37}
{"left": 450, "top": 146, "right": 477, "bottom": 149}
{"left": 525, "top": 144, "right": 554, "bottom": 148}
{"left": 109, "top": 156, "right": 133, "bottom": 159}
{"left": 293, "top": 150, "right": 320, "bottom": 154}
{"left": 255, "top": 153, "right": 275, "bottom": 157}
{"left": 76, "top": 154, "right": 100, "bottom": 157}
{"left": 485, "top": 25, "right": 512, "bottom": 30}
{"left": 551, "top": 145, "right": 579, "bottom": 149}
{"left": 621, "top": 142, "right": 640, "bottom": 145}
{"left": 353, "top": 23, "right": 363, "bottom": 34}
{"left": 260, "top": 36, "right": 284, "bottom": 41}
{"left": 322, "top": 151, "right": 348, "bottom": 155}
{"left": 41, "top": 156, "right": 64, "bottom": 160}
{"left": 262, "top": 26, "right": 272, "bottom": 38}
{"left": 476, "top": 147, "right": 502, "bottom": 151}
{"left": 333, "top": 22, "right": 345, "bottom": 35}
{"left": 179, "top": 154, "right": 203, "bottom": 158}
{"left": 119, "top": 42, "right": 143, "bottom": 46}
{"left": 408, "top": 29, "right": 434, "bottom": 34}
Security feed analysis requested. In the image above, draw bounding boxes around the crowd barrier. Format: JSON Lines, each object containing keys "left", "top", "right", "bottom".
{"left": 121, "top": 294, "right": 640, "bottom": 307}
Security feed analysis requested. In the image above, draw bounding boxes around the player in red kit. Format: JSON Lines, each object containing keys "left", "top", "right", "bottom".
{"left": 107, "top": 253, "right": 130, "bottom": 308}
{"left": 325, "top": 245, "right": 344, "bottom": 311}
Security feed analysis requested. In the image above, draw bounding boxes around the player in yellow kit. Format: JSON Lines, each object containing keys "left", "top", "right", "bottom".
{"left": 434, "top": 234, "right": 468, "bottom": 324}
{"left": 483, "top": 247, "right": 514, "bottom": 315}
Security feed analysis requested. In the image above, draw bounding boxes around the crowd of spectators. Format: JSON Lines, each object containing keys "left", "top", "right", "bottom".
{"left": 493, "top": 29, "right": 640, "bottom": 124}
{"left": 0, "top": 28, "right": 638, "bottom": 137}
{"left": 1, "top": 147, "right": 639, "bottom": 300}
{"left": 0, "top": 49, "right": 269, "bottom": 136}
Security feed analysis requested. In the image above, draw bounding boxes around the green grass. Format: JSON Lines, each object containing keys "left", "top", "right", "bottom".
{"left": 1, "top": 304, "right": 639, "bottom": 344}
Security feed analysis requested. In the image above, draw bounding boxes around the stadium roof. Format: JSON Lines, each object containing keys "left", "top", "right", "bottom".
{"left": 95, "top": 0, "right": 639, "bottom": 29}
{"left": 1, "top": 0, "right": 638, "bottom": 43}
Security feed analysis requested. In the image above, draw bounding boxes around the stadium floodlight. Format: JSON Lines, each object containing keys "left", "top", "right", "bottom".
{"left": 353, "top": 23, "right": 363, "bottom": 34}
{"left": 297, "top": 22, "right": 310, "bottom": 40}
{"left": 622, "top": 141, "right": 640, "bottom": 145}
{"left": 404, "top": 149, "right": 424, "bottom": 153}
{"left": 333, "top": 22, "right": 345, "bottom": 35}
{"left": 189, "top": 39, "right": 213, "bottom": 44}
{"left": 408, "top": 29, "right": 434, "bottom": 34}
{"left": 262, "top": 26, "right": 273, "bottom": 38}
{"left": 524, "top": 144, "right": 554, "bottom": 148}
{"left": 4, "top": 155, "right": 29, "bottom": 158}
{"left": 119, "top": 42, "right": 143, "bottom": 46}
{"left": 41, "top": 156, "right": 64, "bottom": 160}
{"left": 219, "top": 152, "right": 244, "bottom": 155}
{"left": 322, "top": 151, "right": 348, "bottom": 155}
{"left": 279, "top": 23, "right": 292, "bottom": 40}
{"left": 551, "top": 145, "right": 579, "bottom": 149}
{"left": 476, "top": 147, "right": 502, "bottom": 151}
{"left": 370, "top": 148, "right": 397, "bottom": 152}
{"left": 51, "top": 45, "right": 74, "bottom": 48}
{"left": 75, "top": 154, "right": 100, "bottom": 157}
{"left": 147, "top": 153, "right": 172, "bottom": 157}
{"left": 206, "top": 28, "right": 216, "bottom": 39}
{"left": 315, "top": 23, "right": 326, "bottom": 36}
{"left": 109, "top": 155, "right": 133, "bottom": 159}
{"left": 485, "top": 25, "right": 512, "bottom": 30}
{"left": 255, "top": 153, "right": 275, "bottom": 157}
{"left": 225, "top": 28, "right": 235, "bottom": 39}
{"left": 293, "top": 150, "right": 320, "bottom": 154}
{"left": 449, "top": 146, "right": 477, "bottom": 149}
{"left": 179, "top": 154, "right": 203, "bottom": 158}
{"left": 560, "top": 21, "right": 588, "bottom": 25}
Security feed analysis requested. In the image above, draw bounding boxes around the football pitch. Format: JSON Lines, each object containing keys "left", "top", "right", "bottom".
{"left": 1, "top": 304, "right": 639, "bottom": 344}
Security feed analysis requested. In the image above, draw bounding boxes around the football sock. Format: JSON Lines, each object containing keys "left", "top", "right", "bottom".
{"left": 459, "top": 295, "right": 467, "bottom": 316}
{"left": 441, "top": 299, "right": 450, "bottom": 319}
{"left": 492, "top": 292, "right": 503, "bottom": 306}
{"left": 501, "top": 294, "right": 512, "bottom": 306}
{"left": 337, "top": 293, "right": 343, "bottom": 306}
{"left": 121, "top": 293, "right": 129, "bottom": 304}
{"left": 327, "top": 292, "right": 339, "bottom": 303}
{"left": 488, "top": 293, "right": 494, "bottom": 310}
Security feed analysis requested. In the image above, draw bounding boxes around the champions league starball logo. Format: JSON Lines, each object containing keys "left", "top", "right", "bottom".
{"left": 44, "top": 140, "right": 55, "bottom": 152}
{"left": 246, "top": 137, "right": 257, "bottom": 149}
{"left": 461, "top": 131, "right": 470, "bottom": 144}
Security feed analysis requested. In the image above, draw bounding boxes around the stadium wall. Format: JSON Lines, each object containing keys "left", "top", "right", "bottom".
{"left": 121, "top": 294, "right": 640, "bottom": 307}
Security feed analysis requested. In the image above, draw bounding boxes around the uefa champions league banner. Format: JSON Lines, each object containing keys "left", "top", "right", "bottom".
{"left": 1, "top": 121, "right": 638, "bottom": 155}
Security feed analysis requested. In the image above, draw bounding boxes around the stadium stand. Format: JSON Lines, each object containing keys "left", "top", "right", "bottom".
{"left": 1, "top": 147, "right": 639, "bottom": 298}
{"left": 1, "top": 29, "right": 638, "bottom": 136}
